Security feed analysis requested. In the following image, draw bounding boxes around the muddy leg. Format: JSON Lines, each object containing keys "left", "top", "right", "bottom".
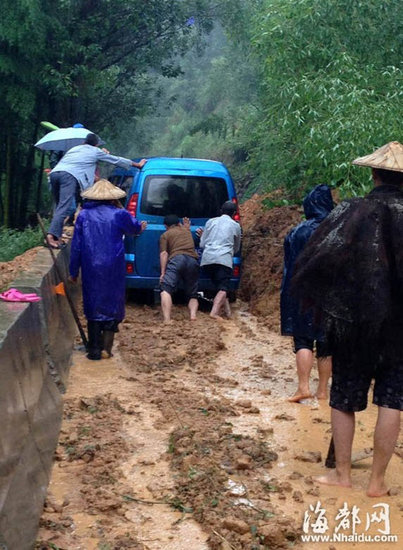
{"left": 367, "top": 406, "right": 400, "bottom": 497}
{"left": 188, "top": 297, "right": 198, "bottom": 321}
{"left": 210, "top": 290, "right": 227, "bottom": 319}
{"left": 316, "top": 356, "right": 332, "bottom": 399}
{"left": 315, "top": 408, "right": 354, "bottom": 487}
{"left": 223, "top": 298, "right": 231, "bottom": 318}
{"left": 161, "top": 290, "right": 173, "bottom": 323}
{"left": 288, "top": 348, "right": 314, "bottom": 402}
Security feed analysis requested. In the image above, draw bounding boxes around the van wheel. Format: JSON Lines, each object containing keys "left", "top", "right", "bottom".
{"left": 227, "top": 290, "right": 237, "bottom": 303}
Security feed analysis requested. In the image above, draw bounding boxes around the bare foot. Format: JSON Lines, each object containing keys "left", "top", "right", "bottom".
{"left": 223, "top": 300, "right": 231, "bottom": 318}
{"left": 45, "top": 235, "right": 60, "bottom": 249}
{"left": 210, "top": 313, "right": 224, "bottom": 320}
{"left": 288, "top": 390, "right": 313, "bottom": 403}
{"left": 316, "top": 392, "right": 328, "bottom": 400}
{"left": 366, "top": 481, "right": 390, "bottom": 498}
{"left": 314, "top": 471, "right": 352, "bottom": 488}
{"left": 190, "top": 317, "right": 197, "bottom": 321}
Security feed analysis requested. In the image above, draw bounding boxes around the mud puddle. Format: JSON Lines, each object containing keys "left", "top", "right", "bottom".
{"left": 217, "top": 305, "right": 403, "bottom": 549}
{"left": 37, "top": 301, "right": 402, "bottom": 549}
{"left": 36, "top": 350, "right": 209, "bottom": 550}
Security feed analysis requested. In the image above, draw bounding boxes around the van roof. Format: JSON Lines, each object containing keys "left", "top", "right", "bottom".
{"left": 138, "top": 157, "right": 229, "bottom": 174}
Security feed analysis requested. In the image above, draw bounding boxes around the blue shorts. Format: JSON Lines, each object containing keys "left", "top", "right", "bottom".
{"left": 161, "top": 254, "right": 199, "bottom": 299}
{"left": 293, "top": 336, "right": 330, "bottom": 358}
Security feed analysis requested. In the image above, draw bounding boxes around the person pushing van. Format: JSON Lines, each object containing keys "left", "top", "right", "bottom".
{"left": 199, "top": 201, "right": 241, "bottom": 319}
{"left": 159, "top": 215, "right": 200, "bottom": 322}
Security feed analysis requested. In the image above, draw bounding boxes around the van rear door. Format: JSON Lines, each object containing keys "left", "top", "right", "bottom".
{"left": 134, "top": 173, "right": 230, "bottom": 278}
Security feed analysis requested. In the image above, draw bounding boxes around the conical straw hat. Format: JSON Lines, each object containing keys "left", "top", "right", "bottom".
{"left": 81, "top": 179, "right": 126, "bottom": 200}
{"left": 352, "top": 141, "right": 403, "bottom": 172}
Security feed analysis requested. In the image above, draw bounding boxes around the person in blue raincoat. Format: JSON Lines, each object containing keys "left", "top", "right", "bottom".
{"left": 280, "top": 184, "right": 334, "bottom": 402}
{"left": 69, "top": 179, "right": 146, "bottom": 360}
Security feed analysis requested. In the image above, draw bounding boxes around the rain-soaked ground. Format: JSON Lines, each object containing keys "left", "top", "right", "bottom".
{"left": 36, "top": 301, "right": 403, "bottom": 550}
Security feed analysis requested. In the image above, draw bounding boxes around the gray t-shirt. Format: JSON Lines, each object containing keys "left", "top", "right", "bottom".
{"left": 51, "top": 144, "right": 132, "bottom": 189}
{"left": 200, "top": 214, "right": 241, "bottom": 268}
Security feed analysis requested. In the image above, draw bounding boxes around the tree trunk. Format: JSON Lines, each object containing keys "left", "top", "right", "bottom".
{"left": 18, "top": 123, "right": 39, "bottom": 227}
{"left": 4, "top": 133, "right": 12, "bottom": 228}
{"left": 36, "top": 151, "right": 46, "bottom": 215}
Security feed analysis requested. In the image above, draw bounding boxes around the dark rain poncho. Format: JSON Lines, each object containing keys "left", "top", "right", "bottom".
{"left": 291, "top": 184, "right": 403, "bottom": 368}
{"left": 280, "top": 184, "right": 334, "bottom": 338}
{"left": 70, "top": 201, "right": 142, "bottom": 322}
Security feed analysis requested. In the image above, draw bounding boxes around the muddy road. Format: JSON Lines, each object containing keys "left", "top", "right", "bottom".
{"left": 36, "top": 300, "right": 403, "bottom": 550}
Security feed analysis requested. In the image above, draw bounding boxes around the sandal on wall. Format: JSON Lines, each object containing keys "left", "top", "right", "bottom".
{"left": 0, "top": 288, "right": 42, "bottom": 302}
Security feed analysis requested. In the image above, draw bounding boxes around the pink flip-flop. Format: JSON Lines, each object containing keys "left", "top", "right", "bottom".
{"left": 0, "top": 288, "right": 42, "bottom": 302}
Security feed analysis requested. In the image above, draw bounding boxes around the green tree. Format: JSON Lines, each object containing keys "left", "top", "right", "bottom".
{"left": 128, "top": 1, "right": 262, "bottom": 193}
{"left": 0, "top": 0, "right": 48, "bottom": 226}
{"left": 0, "top": 0, "right": 214, "bottom": 227}
{"left": 248, "top": 0, "right": 403, "bottom": 197}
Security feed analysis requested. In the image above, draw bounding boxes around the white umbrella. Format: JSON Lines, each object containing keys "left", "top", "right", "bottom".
{"left": 34, "top": 127, "right": 95, "bottom": 151}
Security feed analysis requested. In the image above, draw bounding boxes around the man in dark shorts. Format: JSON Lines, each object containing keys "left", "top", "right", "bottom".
{"left": 159, "top": 214, "right": 199, "bottom": 322}
{"left": 280, "top": 184, "right": 334, "bottom": 402}
{"left": 200, "top": 201, "right": 241, "bottom": 319}
{"left": 292, "top": 141, "right": 403, "bottom": 496}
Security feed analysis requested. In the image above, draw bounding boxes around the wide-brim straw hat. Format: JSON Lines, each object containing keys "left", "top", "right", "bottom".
{"left": 81, "top": 179, "right": 126, "bottom": 200}
{"left": 352, "top": 141, "right": 403, "bottom": 173}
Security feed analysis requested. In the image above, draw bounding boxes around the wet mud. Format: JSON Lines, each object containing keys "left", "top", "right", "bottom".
{"left": 36, "top": 301, "right": 403, "bottom": 550}
{"left": 0, "top": 247, "right": 41, "bottom": 290}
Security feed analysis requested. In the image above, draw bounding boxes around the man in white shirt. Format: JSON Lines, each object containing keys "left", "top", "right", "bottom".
{"left": 200, "top": 201, "right": 241, "bottom": 319}
{"left": 46, "top": 133, "right": 146, "bottom": 248}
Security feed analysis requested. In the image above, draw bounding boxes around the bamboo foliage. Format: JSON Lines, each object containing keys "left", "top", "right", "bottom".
{"left": 0, "top": 0, "right": 215, "bottom": 227}
{"left": 247, "top": 0, "right": 403, "bottom": 197}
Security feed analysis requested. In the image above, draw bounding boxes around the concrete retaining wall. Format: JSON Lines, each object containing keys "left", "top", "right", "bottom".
{"left": 0, "top": 247, "right": 79, "bottom": 550}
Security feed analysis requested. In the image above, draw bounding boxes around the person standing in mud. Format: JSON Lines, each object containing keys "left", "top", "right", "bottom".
{"left": 69, "top": 179, "right": 146, "bottom": 360}
{"left": 159, "top": 215, "right": 200, "bottom": 322}
{"left": 199, "top": 201, "right": 241, "bottom": 319}
{"left": 292, "top": 142, "right": 403, "bottom": 497}
{"left": 280, "top": 184, "right": 334, "bottom": 402}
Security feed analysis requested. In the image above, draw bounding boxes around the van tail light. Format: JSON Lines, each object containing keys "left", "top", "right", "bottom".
{"left": 232, "top": 197, "right": 241, "bottom": 222}
{"left": 233, "top": 265, "right": 240, "bottom": 278}
{"left": 127, "top": 193, "right": 139, "bottom": 217}
{"left": 126, "top": 262, "right": 134, "bottom": 274}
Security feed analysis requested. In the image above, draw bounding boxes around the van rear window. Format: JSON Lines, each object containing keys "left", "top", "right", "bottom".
{"left": 140, "top": 175, "right": 229, "bottom": 218}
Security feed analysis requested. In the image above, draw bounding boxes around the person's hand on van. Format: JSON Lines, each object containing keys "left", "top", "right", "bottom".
{"left": 132, "top": 158, "right": 147, "bottom": 169}
{"left": 140, "top": 221, "right": 147, "bottom": 232}
{"left": 182, "top": 217, "right": 191, "bottom": 229}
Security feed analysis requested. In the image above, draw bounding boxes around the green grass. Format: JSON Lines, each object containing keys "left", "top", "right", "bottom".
{"left": 0, "top": 226, "right": 44, "bottom": 262}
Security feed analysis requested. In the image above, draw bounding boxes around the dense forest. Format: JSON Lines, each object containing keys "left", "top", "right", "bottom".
{"left": 0, "top": 0, "right": 402, "bottom": 228}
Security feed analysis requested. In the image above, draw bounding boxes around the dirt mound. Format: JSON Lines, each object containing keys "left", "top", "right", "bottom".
{"left": 0, "top": 247, "right": 42, "bottom": 290}
{"left": 239, "top": 197, "right": 301, "bottom": 329}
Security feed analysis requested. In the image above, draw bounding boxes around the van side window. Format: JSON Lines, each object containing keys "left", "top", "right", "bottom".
{"left": 121, "top": 176, "right": 133, "bottom": 193}
{"left": 140, "top": 175, "right": 228, "bottom": 218}
{"left": 109, "top": 175, "right": 122, "bottom": 187}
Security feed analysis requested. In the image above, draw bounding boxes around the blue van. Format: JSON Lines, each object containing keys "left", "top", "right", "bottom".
{"left": 109, "top": 157, "right": 241, "bottom": 297}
